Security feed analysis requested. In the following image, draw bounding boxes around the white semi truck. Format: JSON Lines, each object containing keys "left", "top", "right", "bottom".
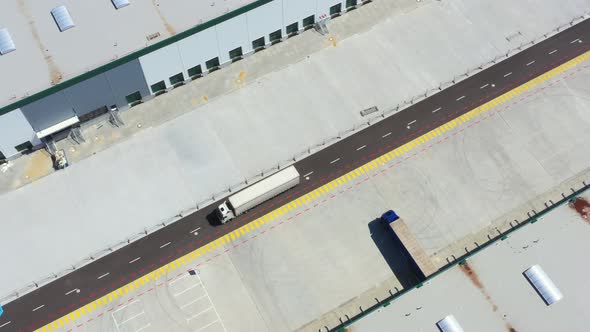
{"left": 216, "top": 166, "right": 300, "bottom": 224}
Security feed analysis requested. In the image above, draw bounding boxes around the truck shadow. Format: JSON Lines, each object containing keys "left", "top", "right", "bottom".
{"left": 206, "top": 210, "right": 223, "bottom": 227}
{"left": 368, "top": 218, "right": 422, "bottom": 289}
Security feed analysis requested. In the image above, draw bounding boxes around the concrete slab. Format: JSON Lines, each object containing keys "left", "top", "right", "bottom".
{"left": 1, "top": 0, "right": 589, "bottom": 306}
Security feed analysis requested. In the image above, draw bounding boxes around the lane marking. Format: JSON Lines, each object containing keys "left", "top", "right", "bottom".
{"left": 65, "top": 289, "right": 79, "bottom": 296}
{"left": 570, "top": 38, "right": 580, "bottom": 44}
{"left": 0, "top": 322, "right": 11, "bottom": 328}
{"left": 97, "top": 273, "right": 110, "bottom": 280}
{"left": 32, "top": 305, "right": 45, "bottom": 312}
{"left": 330, "top": 158, "right": 340, "bottom": 164}
{"left": 432, "top": 107, "right": 441, "bottom": 113}
{"left": 407, "top": 120, "right": 416, "bottom": 126}
{"left": 456, "top": 95, "right": 466, "bottom": 101}
{"left": 526, "top": 60, "right": 535, "bottom": 66}
{"left": 160, "top": 242, "right": 171, "bottom": 249}
{"left": 549, "top": 49, "right": 558, "bottom": 55}
{"left": 504, "top": 72, "right": 512, "bottom": 77}
{"left": 356, "top": 145, "right": 366, "bottom": 151}
{"left": 303, "top": 171, "right": 314, "bottom": 178}
{"left": 382, "top": 132, "right": 392, "bottom": 138}
{"left": 129, "top": 257, "right": 141, "bottom": 264}
{"left": 480, "top": 84, "right": 489, "bottom": 89}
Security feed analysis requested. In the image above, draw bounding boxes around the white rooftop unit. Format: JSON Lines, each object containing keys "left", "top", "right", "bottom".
{"left": 524, "top": 264, "right": 563, "bottom": 305}
{"left": 436, "top": 315, "right": 464, "bottom": 332}
{"left": 51, "top": 5, "right": 75, "bottom": 32}
{"left": 0, "top": 28, "right": 16, "bottom": 55}
{"left": 112, "top": 0, "right": 130, "bottom": 9}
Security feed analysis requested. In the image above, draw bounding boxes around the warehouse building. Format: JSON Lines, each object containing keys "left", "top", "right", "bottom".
{"left": 0, "top": 0, "right": 365, "bottom": 161}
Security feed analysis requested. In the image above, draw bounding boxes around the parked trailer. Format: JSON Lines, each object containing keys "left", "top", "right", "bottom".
{"left": 381, "top": 210, "right": 438, "bottom": 280}
{"left": 216, "top": 166, "right": 300, "bottom": 223}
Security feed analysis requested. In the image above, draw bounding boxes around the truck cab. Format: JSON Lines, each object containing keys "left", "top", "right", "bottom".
{"left": 381, "top": 210, "right": 399, "bottom": 224}
{"left": 216, "top": 201, "right": 235, "bottom": 224}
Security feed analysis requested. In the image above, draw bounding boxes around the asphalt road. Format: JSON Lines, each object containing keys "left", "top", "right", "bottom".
{"left": 1, "top": 18, "right": 589, "bottom": 332}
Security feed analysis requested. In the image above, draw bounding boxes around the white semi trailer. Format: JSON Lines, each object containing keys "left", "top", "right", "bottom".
{"left": 216, "top": 166, "right": 300, "bottom": 224}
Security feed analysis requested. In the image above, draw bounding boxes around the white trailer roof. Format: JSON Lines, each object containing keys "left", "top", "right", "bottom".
{"left": 523, "top": 264, "right": 563, "bottom": 305}
{"left": 229, "top": 166, "right": 299, "bottom": 209}
{"left": 436, "top": 315, "right": 464, "bottom": 332}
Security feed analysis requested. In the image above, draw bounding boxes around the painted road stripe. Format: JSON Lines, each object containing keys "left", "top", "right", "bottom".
{"left": 39, "top": 50, "right": 590, "bottom": 332}
{"left": 32, "top": 305, "right": 45, "bottom": 312}
{"left": 160, "top": 242, "right": 171, "bottom": 249}
{"left": 433, "top": 107, "right": 441, "bottom": 113}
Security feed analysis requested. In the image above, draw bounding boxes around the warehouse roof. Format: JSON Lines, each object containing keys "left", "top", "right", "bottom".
{"left": 0, "top": 0, "right": 259, "bottom": 113}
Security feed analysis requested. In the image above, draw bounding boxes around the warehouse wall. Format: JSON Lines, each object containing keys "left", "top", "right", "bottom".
{"left": 0, "top": 109, "right": 37, "bottom": 158}
{"left": 1, "top": 0, "right": 358, "bottom": 159}
{"left": 63, "top": 74, "right": 117, "bottom": 116}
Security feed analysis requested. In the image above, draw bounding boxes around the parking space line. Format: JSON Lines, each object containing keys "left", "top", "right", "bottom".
{"left": 181, "top": 295, "right": 208, "bottom": 309}
{"left": 135, "top": 323, "right": 151, "bottom": 332}
{"left": 174, "top": 283, "right": 201, "bottom": 297}
{"left": 187, "top": 307, "right": 213, "bottom": 322}
{"left": 194, "top": 319, "right": 220, "bottom": 332}
{"left": 169, "top": 274, "right": 189, "bottom": 286}
{"left": 119, "top": 312, "right": 145, "bottom": 325}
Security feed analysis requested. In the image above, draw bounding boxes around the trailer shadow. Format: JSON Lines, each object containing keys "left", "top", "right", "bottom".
{"left": 368, "top": 218, "right": 422, "bottom": 289}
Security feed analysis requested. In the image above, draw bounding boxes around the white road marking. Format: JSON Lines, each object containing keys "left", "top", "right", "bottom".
{"left": 0, "top": 322, "right": 11, "bottom": 329}
{"left": 190, "top": 227, "right": 201, "bottom": 235}
{"left": 98, "top": 272, "right": 110, "bottom": 280}
{"left": 194, "top": 319, "right": 219, "bottom": 332}
{"left": 480, "top": 84, "right": 489, "bottom": 89}
{"left": 356, "top": 145, "right": 366, "bottom": 151}
{"left": 32, "top": 305, "right": 45, "bottom": 312}
{"left": 407, "top": 120, "right": 416, "bottom": 126}
{"left": 526, "top": 60, "right": 535, "bottom": 66}
{"left": 456, "top": 95, "right": 465, "bottom": 101}
{"left": 432, "top": 107, "right": 441, "bottom": 113}
{"left": 503, "top": 72, "right": 512, "bottom": 77}
{"left": 330, "top": 158, "right": 340, "bottom": 164}
{"left": 65, "top": 289, "right": 79, "bottom": 296}
{"left": 113, "top": 300, "right": 140, "bottom": 314}
{"left": 382, "top": 132, "right": 392, "bottom": 138}
{"left": 195, "top": 273, "right": 227, "bottom": 332}
{"left": 186, "top": 307, "right": 214, "bottom": 322}
{"left": 491, "top": 83, "right": 496, "bottom": 87}
{"left": 174, "top": 283, "right": 201, "bottom": 297}
{"left": 129, "top": 257, "right": 141, "bottom": 264}
{"left": 120, "top": 312, "right": 145, "bottom": 325}
{"left": 169, "top": 274, "right": 190, "bottom": 286}
{"left": 160, "top": 242, "right": 171, "bottom": 249}
{"left": 180, "top": 294, "right": 207, "bottom": 309}
{"left": 303, "top": 171, "right": 314, "bottom": 178}
{"left": 570, "top": 38, "right": 580, "bottom": 44}
{"left": 135, "top": 324, "right": 151, "bottom": 332}
{"left": 548, "top": 49, "right": 558, "bottom": 54}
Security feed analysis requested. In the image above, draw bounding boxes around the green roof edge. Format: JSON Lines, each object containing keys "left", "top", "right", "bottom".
{"left": 0, "top": 0, "right": 274, "bottom": 117}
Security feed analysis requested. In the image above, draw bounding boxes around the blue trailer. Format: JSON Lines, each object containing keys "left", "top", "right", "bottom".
{"left": 381, "top": 210, "right": 437, "bottom": 280}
